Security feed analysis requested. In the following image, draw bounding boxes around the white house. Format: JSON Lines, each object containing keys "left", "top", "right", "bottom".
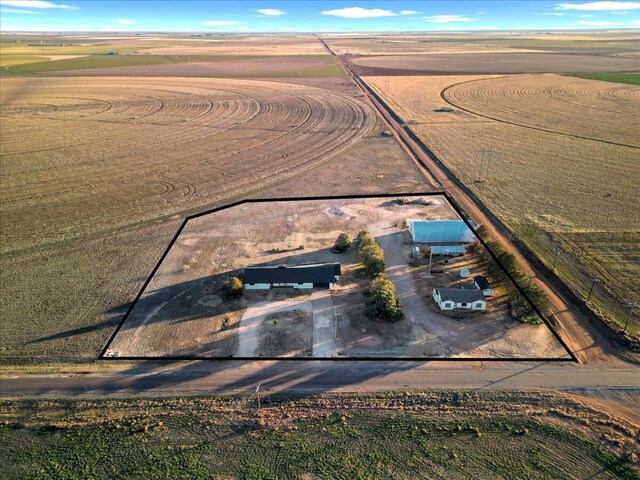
{"left": 432, "top": 284, "right": 486, "bottom": 311}
{"left": 244, "top": 263, "right": 341, "bottom": 290}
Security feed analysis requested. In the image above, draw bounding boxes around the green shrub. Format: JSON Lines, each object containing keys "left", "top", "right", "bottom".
{"left": 227, "top": 276, "right": 243, "bottom": 298}
{"left": 354, "top": 230, "right": 386, "bottom": 278}
{"left": 333, "top": 232, "right": 351, "bottom": 253}
{"left": 476, "top": 233, "right": 551, "bottom": 323}
{"left": 366, "top": 274, "right": 403, "bottom": 322}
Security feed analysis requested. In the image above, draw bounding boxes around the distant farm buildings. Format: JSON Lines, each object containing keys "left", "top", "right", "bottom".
{"left": 432, "top": 283, "right": 486, "bottom": 311}
{"left": 408, "top": 220, "right": 475, "bottom": 244}
{"left": 243, "top": 263, "right": 341, "bottom": 290}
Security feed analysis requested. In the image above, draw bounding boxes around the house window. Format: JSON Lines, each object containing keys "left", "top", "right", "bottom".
{"left": 461, "top": 303, "right": 468, "bottom": 307}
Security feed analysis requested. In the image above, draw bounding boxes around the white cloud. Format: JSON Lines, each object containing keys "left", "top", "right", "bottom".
{"left": 577, "top": 19, "right": 620, "bottom": 24}
{"left": 0, "top": 0, "right": 77, "bottom": 9}
{"left": 539, "top": 12, "right": 566, "bottom": 15}
{"left": 580, "top": 13, "right": 597, "bottom": 16}
{"left": 400, "top": 10, "right": 420, "bottom": 15}
{"left": 0, "top": 6, "right": 42, "bottom": 13}
{"left": 117, "top": 18, "right": 134, "bottom": 25}
{"left": 425, "top": 15, "right": 476, "bottom": 23}
{"left": 201, "top": 20, "right": 242, "bottom": 26}
{"left": 555, "top": 2, "right": 640, "bottom": 10}
{"left": 321, "top": 7, "right": 397, "bottom": 18}
{"left": 256, "top": 8, "right": 286, "bottom": 16}
{"left": 434, "top": 25, "right": 500, "bottom": 31}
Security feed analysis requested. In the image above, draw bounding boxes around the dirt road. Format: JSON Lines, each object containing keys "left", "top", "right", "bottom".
{"left": 318, "top": 37, "right": 632, "bottom": 366}
{"left": 311, "top": 290, "right": 337, "bottom": 357}
{"left": 1, "top": 361, "right": 638, "bottom": 396}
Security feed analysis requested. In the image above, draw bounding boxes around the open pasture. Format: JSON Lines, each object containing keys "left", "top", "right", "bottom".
{"left": 365, "top": 74, "right": 640, "bottom": 335}
{"left": 1, "top": 391, "right": 637, "bottom": 479}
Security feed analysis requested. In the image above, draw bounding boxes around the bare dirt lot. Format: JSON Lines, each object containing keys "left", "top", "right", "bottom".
{"left": 108, "top": 195, "right": 568, "bottom": 359}
{"left": 0, "top": 73, "right": 430, "bottom": 362}
{"left": 364, "top": 74, "right": 640, "bottom": 336}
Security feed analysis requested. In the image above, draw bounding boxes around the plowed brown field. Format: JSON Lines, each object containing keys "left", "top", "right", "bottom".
{"left": 0, "top": 74, "right": 429, "bottom": 360}
{"left": 1, "top": 77, "right": 374, "bottom": 253}
{"left": 365, "top": 74, "right": 640, "bottom": 335}
{"left": 349, "top": 53, "right": 640, "bottom": 75}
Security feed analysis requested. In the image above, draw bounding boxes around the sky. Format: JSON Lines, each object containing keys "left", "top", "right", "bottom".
{"left": 1, "top": 1, "right": 640, "bottom": 32}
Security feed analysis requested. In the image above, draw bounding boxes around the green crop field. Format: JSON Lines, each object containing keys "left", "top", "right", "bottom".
{"left": 1, "top": 393, "right": 637, "bottom": 479}
{"left": 565, "top": 73, "right": 640, "bottom": 85}
{"left": 3, "top": 54, "right": 186, "bottom": 75}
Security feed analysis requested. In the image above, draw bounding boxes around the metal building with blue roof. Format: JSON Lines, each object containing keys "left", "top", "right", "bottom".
{"left": 408, "top": 219, "right": 475, "bottom": 243}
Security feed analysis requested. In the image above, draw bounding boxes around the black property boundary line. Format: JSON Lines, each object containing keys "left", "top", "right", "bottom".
{"left": 100, "top": 192, "right": 577, "bottom": 363}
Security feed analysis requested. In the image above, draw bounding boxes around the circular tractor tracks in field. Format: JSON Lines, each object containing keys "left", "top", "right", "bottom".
{"left": 0, "top": 77, "right": 376, "bottom": 251}
{"left": 441, "top": 74, "right": 640, "bottom": 149}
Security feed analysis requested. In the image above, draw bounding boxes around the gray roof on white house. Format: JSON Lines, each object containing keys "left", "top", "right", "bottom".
{"left": 474, "top": 276, "right": 491, "bottom": 290}
{"left": 435, "top": 285, "right": 485, "bottom": 304}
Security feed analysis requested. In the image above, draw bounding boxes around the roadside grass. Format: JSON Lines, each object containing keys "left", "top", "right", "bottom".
{"left": 564, "top": 73, "right": 640, "bottom": 85}
{"left": 1, "top": 393, "right": 637, "bottom": 479}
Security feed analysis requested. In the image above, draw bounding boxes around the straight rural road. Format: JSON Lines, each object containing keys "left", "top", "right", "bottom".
{"left": 1, "top": 361, "right": 638, "bottom": 396}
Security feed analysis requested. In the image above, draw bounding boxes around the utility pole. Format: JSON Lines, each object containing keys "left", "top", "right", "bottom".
{"left": 428, "top": 248, "right": 433, "bottom": 277}
{"left": 255, "top": 383, "right": 261, "bottom": 414}
{"left": 623, "top": 302, "right": 637, "bottom": 334}
{"left": 552, "top": 246, "right": 562, "bottom": 271}
{"left": 477, "top": 147, "right": 485, "bottom": 182}
{"left": 484, "top": 147, "right": 493, "bottom": 181}
{"left": 586, "top": 278, "right": 600, "bottom": 303}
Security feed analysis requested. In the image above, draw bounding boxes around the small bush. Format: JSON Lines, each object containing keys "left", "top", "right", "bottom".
{"left": 333, "top": 232, "right": 351, "bottom": 253}
{"left": 227, "top": 276, "right": 243, "bottom": 298}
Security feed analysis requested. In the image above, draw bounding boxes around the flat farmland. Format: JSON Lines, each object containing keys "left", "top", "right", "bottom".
{"left": 322, "top": 31, "right": 640, "bottom": 56}
{"left": 3, "top": 54, "right": 344, "bottom": 78}
{"left": 365, "top": 74, "right": 640, "bottom": 336}
{"left": 0, "top": 75, "right": 429, "bottom": 361}
{"left": 1, "top": 76, "right": 375, "bottom": 252}
{"left": 348, "top": 53, "right": 640, "bottom": 76}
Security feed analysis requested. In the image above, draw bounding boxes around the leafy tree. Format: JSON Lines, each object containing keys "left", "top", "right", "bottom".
{"left": 363, "top": 252, "right": 385, "bottom": 277}
{"left": 333, "top": 232, "right": 351, "bottom": 253}
{"left": 366, "top": 274, "right": 403, "bottom": 322}
{"left": 353, "top": 230, "right": 386, "bottom": 278}
{"left": 354, "top": 230, "right": 376, "bottom": 251}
